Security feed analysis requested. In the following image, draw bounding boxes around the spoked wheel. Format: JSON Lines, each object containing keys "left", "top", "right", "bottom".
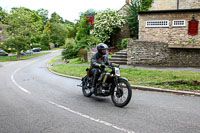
{"left": 111, "top": 79, "right": 132, "bottom": 107}
{"left": 82, "top": 76, "right": 93, "bottom": 97}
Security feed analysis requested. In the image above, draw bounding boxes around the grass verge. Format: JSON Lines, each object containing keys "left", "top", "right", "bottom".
{"left": 0, "top": 52, "right": 49, "bottom": 61}
{"left": 48, "top": 57, "right": 200, "bottom": 91}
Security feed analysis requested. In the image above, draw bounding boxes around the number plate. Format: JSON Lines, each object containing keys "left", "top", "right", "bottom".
{"left": 115, "top": 67, "right": 120, "bottom": 76}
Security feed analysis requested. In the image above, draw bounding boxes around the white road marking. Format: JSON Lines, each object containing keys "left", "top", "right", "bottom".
{"left": 11, "top": 59, "right": 39, "bottom": 94}
{"left": 48, "top": 101, "right": 135, "bottom": 133}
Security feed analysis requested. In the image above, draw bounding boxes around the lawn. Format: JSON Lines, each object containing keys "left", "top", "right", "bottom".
{"left": 48, "top": 58, "right": 200, "bottom": 91}
{"left": 0, "top": 52, "right": 49, "bottom": 61}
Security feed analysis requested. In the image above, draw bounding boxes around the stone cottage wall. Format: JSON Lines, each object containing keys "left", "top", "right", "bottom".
{"left": 150, "top": 0, "right": 177, "bottom": 10}
{"left": 150, "top": 0, "right": 200, "bottom": 10}
{"left": 127, "top": 40, "right": 200, "bottom": 67}
{"left": 139, "top": 12, "right": 200, "bottom": 43}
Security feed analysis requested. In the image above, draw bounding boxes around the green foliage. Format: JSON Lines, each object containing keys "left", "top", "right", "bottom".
{"left": 36, "top": 8, "right": 49, "bottom": 25}
{"left": 49, "top": 12, "right": 64, "bottom": 23}
{"left": 62, "top": 43, "right": 79, "bottom": 59}
{"left": 117, "top": 38, "right": 132, "bottom": 49}
{"left": 32, "top": 43, "right": 50, "bottom": 50}
{"left": 0, "top": 8, "right": 8, "bottom": 24}
{"left": 50, "top": 23, "right": 67, "bottom": 46}
{"left": 140, "top": 0, "right": 153, "bottom": 11}
{"left": 91, "top": 9, "right": 126, "bottom": 43}
{"left": 64, "top": 19, "right": 74, "bottom": 26}
{"left": 75, "top": 17, "right": 91, "bottom": 42}
{"left": 127, "top": 0, "right": 153, "bottom": 38}
{"left": 74, "top": 15, "right": 100, "bottom": 49}
{"left": 62, "top": 38, "right": 78, "bottom": 59}
{"left": 5, "top": 38, "right": 27, "bottom": 53}
{"left": 6, "top": 7, "right": 43, "bottom": 57}
{"left": 86, "top": 35, "right": 101, "bottom": 49}
{"left": 49, "top": 63, "right": 200, "bottom": 90}
{"left": 66, "top": 25, "right": 77, "bottom": 38}
{"left": 127, "top": 0, "right": 140, "bottom": 38}
{"left": 40, "top": 21, "right": 51, "bottom": 46}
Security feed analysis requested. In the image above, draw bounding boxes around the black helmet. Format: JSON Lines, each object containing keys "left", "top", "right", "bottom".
{"left": 97, "top": 43, "right": 108, "bottom": 55}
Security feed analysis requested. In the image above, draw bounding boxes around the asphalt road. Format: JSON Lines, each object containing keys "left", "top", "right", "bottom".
{"left": 0, "top": 50, "right": 200, "bottom": 133}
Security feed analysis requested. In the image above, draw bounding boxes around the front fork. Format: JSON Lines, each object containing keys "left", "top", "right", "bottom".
{"left": 113, "top": 76, "right": 119, "bottom": 92}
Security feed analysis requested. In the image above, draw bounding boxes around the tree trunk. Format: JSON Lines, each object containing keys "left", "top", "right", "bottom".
{"left": 17, "top": 52, "right": 21, "bottom": 60}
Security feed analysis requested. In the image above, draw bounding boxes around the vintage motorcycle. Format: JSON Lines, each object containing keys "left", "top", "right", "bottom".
{"left": 79, "top": 65, "right": 132, "bottom": 107}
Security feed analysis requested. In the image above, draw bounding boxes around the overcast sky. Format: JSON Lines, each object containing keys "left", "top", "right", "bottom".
{"left": 0, "top": 0, "right": 126, "bottom": 22}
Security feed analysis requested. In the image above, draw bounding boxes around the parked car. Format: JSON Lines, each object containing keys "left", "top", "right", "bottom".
{"left": 0, "top": 49, "right": 8, "bottom": 56}
{"left": 20, "top": 50, "right": 26, "bottom": 56}
{"left": 32, "top": 47, "right": 41, "bottom": 52}
{"left": 25, "top": 50, "right": 33, "bottom": 55}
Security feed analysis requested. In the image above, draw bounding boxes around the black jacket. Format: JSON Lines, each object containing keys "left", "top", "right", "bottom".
{"left": 90, "top": 52, "right": 111, "bottom": 68}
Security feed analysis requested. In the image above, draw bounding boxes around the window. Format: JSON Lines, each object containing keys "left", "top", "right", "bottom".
{"left": 173, "top": 20, "right": 186, "bottom": 27}
{"left": 146, "top": 20, "right": 169, "bottom": 27}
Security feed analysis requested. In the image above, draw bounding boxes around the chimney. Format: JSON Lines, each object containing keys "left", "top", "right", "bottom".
{"left": 126, "top": 0, "right": 130, "bottom": 4}
{"left": 177, "top": 0, "right": 179, "bottom": 9}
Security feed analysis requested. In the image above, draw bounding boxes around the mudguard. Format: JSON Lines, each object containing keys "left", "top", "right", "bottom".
{"left": 118, "top": 76, "right": 128, "bottom": 81}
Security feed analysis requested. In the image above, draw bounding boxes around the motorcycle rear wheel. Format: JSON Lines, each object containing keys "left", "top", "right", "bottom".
{"left": 82, "top": 76, "right": 93, "bottom": 97}
{"left": 111, "top": 78, "right": 132, "bottom": 107}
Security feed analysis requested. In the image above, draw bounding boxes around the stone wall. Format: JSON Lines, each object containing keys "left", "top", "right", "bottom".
{"left": 112, "top": 3, "right": 130, "bottom": 45}
{"left": 149, "top": 0, "right": 200, "bottom": 10}
{"left": 112, "top": 24, "right": 130, "bottom": 45}
{"left": 139, "top": 11, "right": 200, "bottom": 43}
{"left": 150, "top": 0, "right": 177, "bottom": 10}
{"left": 127, "top": 40, "right": 200, "bottom": 67}
{"left": 179, "top": 0, "right": 200, "bottom": 9}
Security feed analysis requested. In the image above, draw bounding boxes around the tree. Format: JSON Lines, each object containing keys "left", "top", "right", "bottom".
{"left": 49, "top": 12, "right": 64, "bottom": 23}
{"left": 40, "top": 21, "right": 51, "bottom": 47}
{"left": 91, "top": 9, "right": 126, "bottom": 44}
{"left": 75, "top": 17, "right": 91, "bottom": 42}
{"left": 37, "top": 8, "right": 49, "bottom": 25}
{"left": 6, "top": 7, "right": 43, "bottom": 58}
{"left": 0, "top": 7, "right": 8, "bottom": 24}
{"left": 50, "top": 23, "right": 67, "bottom": 46}
{"left": 127, "top": 0, "right": 153, "bottom": 38}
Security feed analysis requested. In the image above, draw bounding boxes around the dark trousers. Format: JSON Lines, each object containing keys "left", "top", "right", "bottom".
{"left": 91, "top": 68, "right": 101, "bottom": 88}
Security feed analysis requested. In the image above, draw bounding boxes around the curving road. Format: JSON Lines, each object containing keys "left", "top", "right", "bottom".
{"left": 0, "top": 50, "right": 200, "bottom": 133}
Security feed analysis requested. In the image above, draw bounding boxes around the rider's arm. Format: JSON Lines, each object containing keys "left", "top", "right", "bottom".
{"left": 91, "top": 54, "right": 101, "bottom": 68}
{"left": 105, "top": 56, "right": 111, "bottom": 66}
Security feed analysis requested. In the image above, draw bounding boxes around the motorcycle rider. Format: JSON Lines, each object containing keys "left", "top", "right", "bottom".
{"left": 90, "top": 43, "right": 111, "bottom": 93}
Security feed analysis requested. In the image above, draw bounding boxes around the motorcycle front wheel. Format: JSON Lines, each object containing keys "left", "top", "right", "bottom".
{"left": 111, "top": 78, "right": 132, "bottom": 107}
{"left": 82, "top": 76, "right": 93, "bottom": 97}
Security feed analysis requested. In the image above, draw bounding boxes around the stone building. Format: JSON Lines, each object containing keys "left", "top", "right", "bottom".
{"left": 150, "top": 0, "right": 200, "bottom": 10}
{"left": 111, "top": 0, "right": 131, "bottom": 45}
{"left": 139, "top": 9, "right": 200, "bottom": 43}
{"left": 139, "top": 0, "right": 200, "bottom": 43}
{"left": 127, "top": 0, "right": 200, "bottom": 67}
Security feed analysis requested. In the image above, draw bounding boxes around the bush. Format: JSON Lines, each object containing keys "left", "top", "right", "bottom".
{"left": 121, "top": 38, "right": 132, "bottom": 48}
{"left": 117, "top": 38, "right": 132, "bottom": 49}
{"left": 91, "top": 9, "right": 126, "bottom": 43}
{"left": 78, "top": 48, "right": 88, "bottom": 62}
{"left": 32, "top": 43, "right": 50, "bottom": 50}
{"left": 62, "top": 42, "right": 81, "bottom": 59}
{"left": 40, "top": 45, "right": 50, "bottom": 50}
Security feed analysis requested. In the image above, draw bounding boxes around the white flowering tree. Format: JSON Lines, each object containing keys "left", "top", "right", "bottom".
{"left": 91, "top": 9, "right": 126, "bottom": 43}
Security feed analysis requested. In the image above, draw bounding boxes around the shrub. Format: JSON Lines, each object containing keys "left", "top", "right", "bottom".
{"left": 91, "top": 9, "right": 126, "bottom": 43}
{"left": 40, "top": 45, "right": 50, "bottom": 50}
{"left": 121, "top": 38, "right": 132, "bottom": 48}
{"left": 62, "top": 42, "right": 81, "bottom": 59}
{"left": 78, "top": 48, "right": 88, "bottom": 62}
{"left": 32, "top": 43, "right": 50, "bottom": 50}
